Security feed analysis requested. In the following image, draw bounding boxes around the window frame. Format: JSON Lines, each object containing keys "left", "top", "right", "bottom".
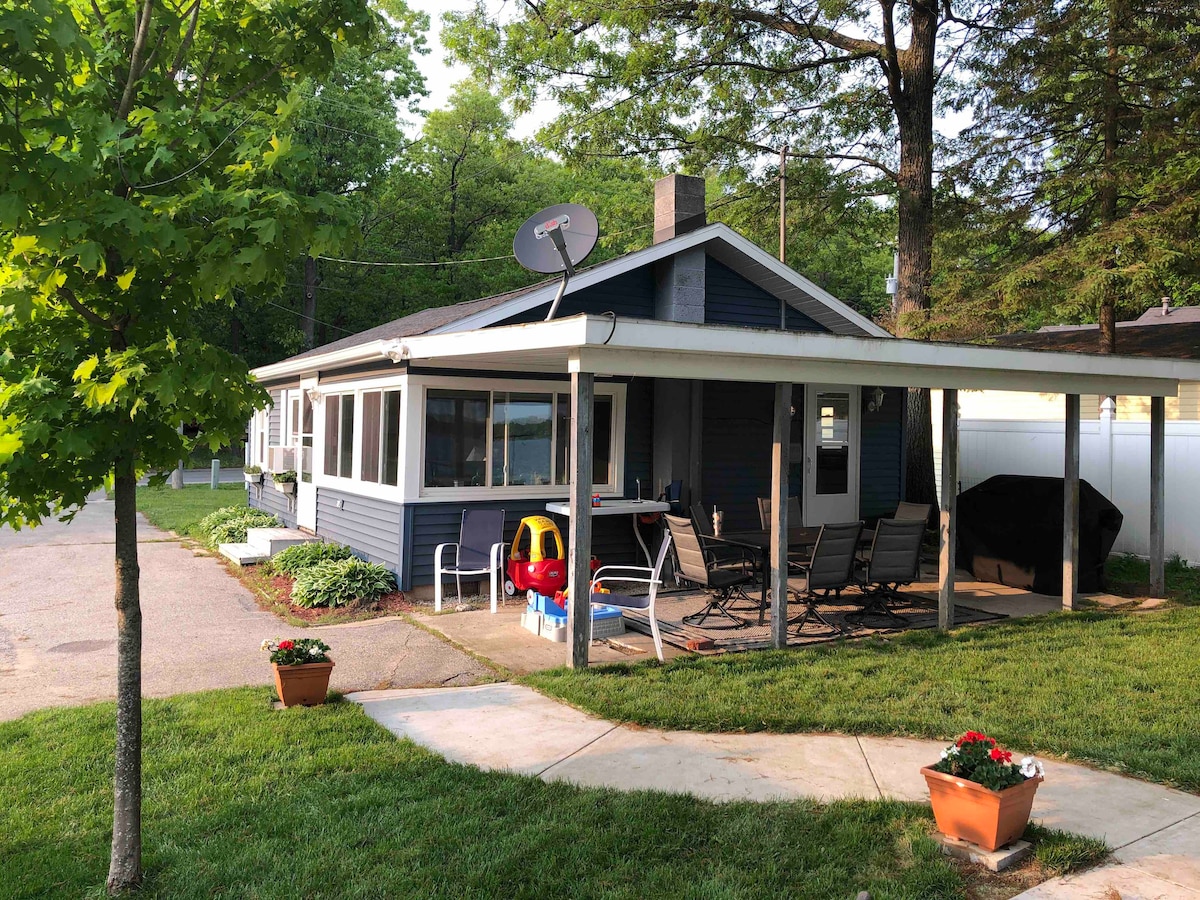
{"left": 309, "top": 374, "right": 408, "bottom": 501}
{"left": 415, "top": 374, "right": 626, "bottom": 501}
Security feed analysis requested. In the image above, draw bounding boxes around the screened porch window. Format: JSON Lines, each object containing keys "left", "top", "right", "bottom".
{"left": 323, "top": 393, "right": 355, "bottom": 479}
{"left": 424, "top": 387, "right": 617, "bottom": 491}
{"left": 361, "top": 389, "right": 402, "bottom": 486}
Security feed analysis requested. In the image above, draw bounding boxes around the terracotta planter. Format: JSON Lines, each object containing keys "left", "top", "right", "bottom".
{"left": 922, "top": 766, "right": 1043, "bottom": 851}
{"left": 272, "top": 661, "right": 333, "bottom": 707}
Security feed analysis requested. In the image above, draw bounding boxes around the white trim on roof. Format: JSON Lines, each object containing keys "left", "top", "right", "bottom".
{"left": 425, "top": 223, "right": 893, "bottom": 339}
{"left": 391, "top": 315, "right": 1200, "bottom": 396}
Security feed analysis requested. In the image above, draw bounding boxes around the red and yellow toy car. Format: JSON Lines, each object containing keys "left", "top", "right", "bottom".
{"left": 503, "top": 515, "right": 598, "bottom": 598}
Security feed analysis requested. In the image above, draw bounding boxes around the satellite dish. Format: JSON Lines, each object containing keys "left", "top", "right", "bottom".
{"left": 513, "top": 203, "right": 599, "bottom": 275}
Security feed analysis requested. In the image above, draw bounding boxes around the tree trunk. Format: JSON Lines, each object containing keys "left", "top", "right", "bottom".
{"left": 892, "top": 4, "right": 939, "bottom": 507}
{"left": 1097, "top": 0, "right": 1124, "bottom": 354}
{"left": 302, "top": 255, "right": 318, "bottom": 349}
{"left": 106, "top": 459, "right": 142, "bottom": 894}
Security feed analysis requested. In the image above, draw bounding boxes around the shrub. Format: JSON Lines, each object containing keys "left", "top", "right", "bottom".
{"left": 197, "top": 505, "right": 253, "bottom": 537}
{"left": 244, "top": 464, "right": 262, "bottom": 475}
{"left": 292, "top": 558, "right": 396, "bottom": 608}
{"left": 271, "top": 542, "right": 353, "bottom": 577}
{"left": 209, "top": 509, "right": 281, "bottom": 544}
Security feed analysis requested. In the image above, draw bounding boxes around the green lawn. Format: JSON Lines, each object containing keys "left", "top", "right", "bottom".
{"left": 136, "top": 483, "right": 246, "bottom": 539}
{"left": 0, "top": 688, "right": 1099, "bottom": 900}
{"left": 1106, "top": 553, "right": 1200, "bottom": 605}
{"left": 525, "top": 607, "right": 1200, "bottom": 793}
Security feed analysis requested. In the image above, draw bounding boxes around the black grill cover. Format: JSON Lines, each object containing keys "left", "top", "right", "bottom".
{"left": 955, "top": 475, "right": 1123, "bottom": 595}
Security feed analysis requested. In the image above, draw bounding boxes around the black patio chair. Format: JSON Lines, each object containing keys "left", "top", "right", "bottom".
{"left": 846, "top": 518, "right": 926, "bottom": 627}
{"left": 433, "top": 508, "right": 506, "bottom": 613}
{"left": 665, "top": 514, "right": 763, "bottom": 629}
{"left": 787, "top": 521, "right": 864, "bottom": 636}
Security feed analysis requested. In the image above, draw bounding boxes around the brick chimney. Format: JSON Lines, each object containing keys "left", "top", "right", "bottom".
{"left": 653, "top": 174, "right": 707, "bottom": 244}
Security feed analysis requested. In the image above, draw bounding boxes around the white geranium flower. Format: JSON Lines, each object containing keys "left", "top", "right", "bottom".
{"left": 1020, "top": 757, "right": 1044, "bottom": 778}
{"left": 940, "top": 749, "right": 948, "bottom": 760}
{"left": 309, "top": 646, "right": 321, "bottom": 656}
{"left": 260, "top": 639, "right": 272, "bottom": 652}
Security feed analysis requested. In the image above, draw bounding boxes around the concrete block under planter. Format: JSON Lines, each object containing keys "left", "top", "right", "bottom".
{"left": 921, "top": 766, "right": 1043, "bottom": 852}
{"left": 272, "top": 661, "right": 334, "bottom": 707}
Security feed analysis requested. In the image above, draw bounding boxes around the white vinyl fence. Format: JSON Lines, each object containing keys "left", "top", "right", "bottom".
{"left": 956, "top": 416, "right": 1200, "bottom": 564}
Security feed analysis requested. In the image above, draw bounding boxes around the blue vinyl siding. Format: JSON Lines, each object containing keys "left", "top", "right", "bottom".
{"left": 316, "top": 487, "right": 402, "bottom": 571}
{"left": 406, "top": 500, "right": 643, "bottom": 589}
{"left": 496, "top": 267, "right": 656, "bottom": 325}
{"left": 701, "top": 381, "right": 775, "bottom": 531}
{"left": 248, "top": 482, "right": 297, "bottom": 528}
{"left": 623, "top": 378, "right": 653, "bottom": 498}
{"left": 859, "top": 386, "right": 905, "bottom": 519}
{"left": 705, "top": 258, "right": 824, "bottom": 332}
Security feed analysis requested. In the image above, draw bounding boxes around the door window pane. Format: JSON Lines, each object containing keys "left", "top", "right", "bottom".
{"left": 361, "top": 391, "right": 382, "bottom": 483}
{"left": 425, "top": 390, "right": 488, "bottom": 487}
{"left": 338, "top": 394, "right": 355, "bottom": 478}
{"left": 493, "top": 393, "right": 553, "bottom": 486}
{"left": 382, "top": 391, "right": 401, "bottom": 486}
{"left": 815, "top": 391, "right": 849, "bottom": 495}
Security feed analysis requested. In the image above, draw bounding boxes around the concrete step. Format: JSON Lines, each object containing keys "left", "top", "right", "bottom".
{"left": 245, "top": 527, "right": 320, "bottom": 558}
{"left": 218, "top": 542, "right": 268, "bottom": 566}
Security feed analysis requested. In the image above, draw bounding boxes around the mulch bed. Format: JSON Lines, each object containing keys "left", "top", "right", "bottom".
{"left": 245, "top": 570, "right": 417, "bottom": 625}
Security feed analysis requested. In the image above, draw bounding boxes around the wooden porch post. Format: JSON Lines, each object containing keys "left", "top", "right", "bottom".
{"left": 938, "top": 388, "right": 958, "bottom": 630}
{"left": 1150, "top": 396, "right": 1166, "bottom": 596}
{"left": 567, "top": 371, "right": 595, "bottom": 669}
{"left": 769, "top": 382, "right": 792, "bottom": 649}
{"left": 1063, "top": 393, "right": 1080, "bottom": 611}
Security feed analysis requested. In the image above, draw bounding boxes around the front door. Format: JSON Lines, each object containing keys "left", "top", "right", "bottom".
{"left": 295, "top": 380, "right": 317, "bottom": 531}
{"left": 803, "top": 385, "right": 860, "bottom": 525}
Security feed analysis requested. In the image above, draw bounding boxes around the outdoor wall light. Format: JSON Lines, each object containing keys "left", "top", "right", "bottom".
{"left": 305, "top": 387, "right": 323, "bottom": 404}
{"left": 382, "top": 340, "right": 411, "bottom": 363}
{"left": 867, "top": 386, "right": 886, "bottom": 413}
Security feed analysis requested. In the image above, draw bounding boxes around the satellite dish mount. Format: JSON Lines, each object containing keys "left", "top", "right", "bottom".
{"left": 512, "top": 204, "right": 599, "bottom": 321}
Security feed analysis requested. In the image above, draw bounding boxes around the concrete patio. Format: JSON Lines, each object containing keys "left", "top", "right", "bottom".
{"left": 351, "top": 682, "right": 1200, "bottom": 899}
{"left": 409, "top": 570, "right": 1075, "bottom": 674}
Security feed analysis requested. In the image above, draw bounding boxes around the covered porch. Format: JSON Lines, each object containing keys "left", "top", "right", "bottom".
{"left": 388, "top": 313, "right": 1200, "bottom": 668}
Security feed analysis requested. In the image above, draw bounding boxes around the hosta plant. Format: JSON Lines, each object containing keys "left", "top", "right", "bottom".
{"left": 271, "top": 542, "right": 353, "bottom": 577}
{"left": 931, "top": 731, "right": 1044, "bottom": 791}
{"left": 209, "top": 509, "right": 281, "bottom": 544}
{"left": 198, "top": 506, "right": 255, "bottom": 537}
{"left": 292, "top": 558, "right": 396, "bottom": 608}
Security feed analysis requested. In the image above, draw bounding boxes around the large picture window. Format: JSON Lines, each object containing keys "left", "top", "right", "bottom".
{"left": 425, "top": 390, "right": 489, "bottom": 487}
{"left": 425, "top": 386, "right": 617, "bottom": 491}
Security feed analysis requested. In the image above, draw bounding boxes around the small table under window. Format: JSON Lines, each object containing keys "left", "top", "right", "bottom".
{"left": 545, "top": 500, "right": 671, "bottom": 568}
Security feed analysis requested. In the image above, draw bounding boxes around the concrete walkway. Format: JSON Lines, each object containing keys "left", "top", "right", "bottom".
{"left": 351, "top": 683, "right": 1200, "bottom": 900}
{"left": 0, "top": 501, "right": 494, "bottom": 722}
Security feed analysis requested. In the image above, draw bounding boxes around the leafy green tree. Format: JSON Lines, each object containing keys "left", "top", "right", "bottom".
{"left": 0, "top": 0, "right": 379, "bottom": 891}
{"left": 443, "top": 0, "right": 993, "bottom": 505}
{"left": 933, "top": 0, "right": 1200, "bottom": 344}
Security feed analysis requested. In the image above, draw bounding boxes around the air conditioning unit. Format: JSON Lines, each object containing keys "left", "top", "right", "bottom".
{"left": 268, "top": 446, "right": 295, "bottom": 473}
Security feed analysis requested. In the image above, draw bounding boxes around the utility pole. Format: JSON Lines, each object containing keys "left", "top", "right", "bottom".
{"left": 778, "top": 144, "right": 788, "bottom": 263}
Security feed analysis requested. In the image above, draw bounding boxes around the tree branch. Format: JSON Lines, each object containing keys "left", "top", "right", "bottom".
{"left": 117, "top": 0, "right": 156, "bottom": 121}
{"left": 58, "top": 286, "right": 114, "bottom": 330}
{"left": 168, "top": 0, "right": 202, "bottom": 79}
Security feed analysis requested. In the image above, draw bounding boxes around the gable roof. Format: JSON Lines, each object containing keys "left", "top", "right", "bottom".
{"left": 268, "top": 223, "right": 890, "bottom": 370}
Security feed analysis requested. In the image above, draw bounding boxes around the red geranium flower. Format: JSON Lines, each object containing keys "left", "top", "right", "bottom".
{"left": 279, "top": 640, "right": 294, "bottom": 650}
{"left": 990, "top": 748, "right": 1012, "bottom": 763}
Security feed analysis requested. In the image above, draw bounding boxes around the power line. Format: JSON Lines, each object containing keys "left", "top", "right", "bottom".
{"left": 316, "top": 252, "right": 516, "bottom": 267}
{"left": 238, "top": 292, "right": 358, "bottom": 335}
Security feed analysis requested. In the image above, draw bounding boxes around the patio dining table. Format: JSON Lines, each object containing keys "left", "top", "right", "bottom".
{"left": 715, "top": 526, "right": 872, "bottom": 558}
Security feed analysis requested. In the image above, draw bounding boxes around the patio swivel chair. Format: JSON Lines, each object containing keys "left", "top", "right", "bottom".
{"left": 787, "top": 521, "right": 864, "bottom": 636}
{"left": 434, "top": 508, "right": 506, "bottom": 614}
{"left": 590, "top": 532, "right": 674, "bottom": 662}
{"left": 846, "top": 518, "right": 926, "bottom": 627}
{"left": 690, "top": 502, "right": 769, "bottom": 622}
{"left": 756, "top": 496, "right": 803, "bottom": 531}
{"left": 665, "top": 514, "right": 762, "bottom": 629}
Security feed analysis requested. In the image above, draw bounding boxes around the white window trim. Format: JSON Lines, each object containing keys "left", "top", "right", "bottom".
{"left": 412, "top": 373, "right": 626, "bottom": 503}
{"left": 311, "top": 373, "right": 408, "bottom": 503}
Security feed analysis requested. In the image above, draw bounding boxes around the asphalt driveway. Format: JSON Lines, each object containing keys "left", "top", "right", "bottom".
{"left": 0, "top": 500, "right": 494, "bottom": 722}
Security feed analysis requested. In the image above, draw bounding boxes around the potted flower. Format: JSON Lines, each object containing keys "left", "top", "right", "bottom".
{"left": 922, "top": 731, "right": 1045, "bottom": 851}
{"left": 261, "top": 637, "right": 333, "bottom": 707}
{"left": 244, "top": 464, "right": 263, "bottom": 484}
{"left": 272, "top": 469, "right": 297, "bottom": 494}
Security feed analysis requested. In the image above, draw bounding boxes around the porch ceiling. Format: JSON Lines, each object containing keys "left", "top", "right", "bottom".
{"left": 392, "top": 315, "right": 1200, "bottom": 397}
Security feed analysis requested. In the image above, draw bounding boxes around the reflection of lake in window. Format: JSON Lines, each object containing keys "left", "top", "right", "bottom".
{"left": 425, "top": 390, "right": 489, "bottom": 487}
{"left": 493, "top": 393, "right": 553, "bottom": 486}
